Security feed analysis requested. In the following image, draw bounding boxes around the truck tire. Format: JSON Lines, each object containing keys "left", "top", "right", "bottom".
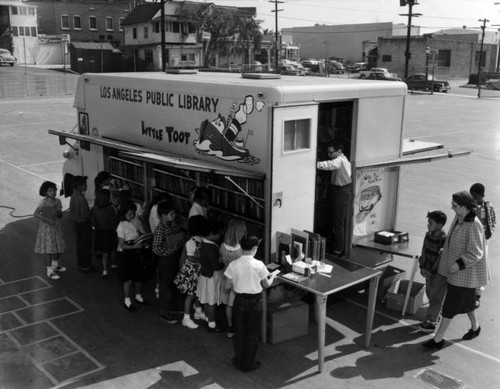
{"left": 359, "top": 74, "right": 366, "bottom": 79}
{"left": 486, "top": 83, "right": 494, "bottom": 90}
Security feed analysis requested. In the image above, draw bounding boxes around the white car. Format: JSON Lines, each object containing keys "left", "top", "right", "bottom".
{"left": 0, "top": 48, "right": 16, "bottom": 66}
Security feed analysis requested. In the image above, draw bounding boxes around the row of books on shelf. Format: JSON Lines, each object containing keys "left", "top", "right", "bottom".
{"left": 276, "top": 229, "right": 327, "bottom": 265}
{"left": 109, "top": 158, "right": 144, "bottom": 184}
{"left": 210, "top": 187, "right": 265, "bottom": 220}
{"left": 154, "top": 171, "right": 195, "bottom": 197}
{"left": 210, "top": 175, "right": 264, "bottom": 198}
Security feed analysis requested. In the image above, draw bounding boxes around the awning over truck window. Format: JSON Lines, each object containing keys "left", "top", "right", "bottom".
{"left": 356, "top": 149, "right": 471, "bottom": 170}
{"left": 48, "top": 129, "right": 264, "bottom": 180}
{"left": 403, "top": 139, "right": 444, "bottom": 155}
{"left": 119, "top": 151, "right": 264, "bottom": 180}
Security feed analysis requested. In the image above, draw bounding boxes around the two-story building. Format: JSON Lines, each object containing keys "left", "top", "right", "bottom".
{"left": 0, "top": 0, "right": 38, "bottom": 64}
{"left": 24, "top": 0, "right": 144, "bottom": 65}
{"left": 121, "top": 1, "right": 203, "bottom": 71}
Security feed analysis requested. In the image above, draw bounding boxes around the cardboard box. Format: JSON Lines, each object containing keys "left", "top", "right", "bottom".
{"left": 386, "top": 279, "right": 425, "bottom": 315}
{"left": 267, "top": 300, "right": 309, "bottom": 344}
{"left": 377, "top": 265, "right": 406, "bottom": 302}
{"left": 374, "top": 230, "right": 409, "bottom": 245}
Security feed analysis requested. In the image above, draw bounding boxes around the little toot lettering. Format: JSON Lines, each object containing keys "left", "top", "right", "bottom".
{"left": 141, "top": 121, "right": 163, "bottom": 141}
{"left": 165, "top": 127, "right": 190, "bottom": 144}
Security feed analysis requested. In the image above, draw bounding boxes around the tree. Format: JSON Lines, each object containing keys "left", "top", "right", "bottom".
{"left": 178, "top": 4, "right": 262, "bottom": 67}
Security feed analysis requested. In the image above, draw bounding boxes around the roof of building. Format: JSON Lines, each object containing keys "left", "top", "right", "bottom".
{"left": 121, "top": 3, "right": 162, "bottom": 26}
{"left": 70, "top": 42, "right": 114, "bottom": 51}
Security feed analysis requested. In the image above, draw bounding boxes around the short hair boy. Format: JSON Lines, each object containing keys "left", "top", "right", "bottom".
{"left": 224, "top": 235, "right": 277, "bottom": 372}
{"left": 418, "top": 210, "right": 447, "bottom": 333}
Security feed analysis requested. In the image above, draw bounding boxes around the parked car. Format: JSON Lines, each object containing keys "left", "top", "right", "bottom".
{"left": 404, "top": 74, "right": 450, "bottom": 93}
{"left": 301, "top": 59, "right": 321, "bottom": 73}
{"left": 484, "top": 79, "right": 500, "bottom": 90}
{"left": 358, "top": 67, "right": 391, "bottom": 78}
{"left": 327, "top": 60, "right": 345, "bottom": 74}
{"left": 0, "top": 48, "right": 16, "bottom": 67}
{"left": 279, "top": 64, "right": 306, "bottom": 76}
{"left": 346, "top": 61, "right": 368, "bottom": 73}
{"left": 366, "top": 72, "right": 402, "bottom": 82}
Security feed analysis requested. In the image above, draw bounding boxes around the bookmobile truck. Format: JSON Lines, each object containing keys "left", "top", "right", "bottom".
{"left": 49, "top": 71, "right": 462, "bottom": 270}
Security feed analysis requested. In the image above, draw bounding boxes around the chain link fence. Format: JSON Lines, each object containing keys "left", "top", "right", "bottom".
{"left": 0, "top": 72, "right": 78, "bottom": 99}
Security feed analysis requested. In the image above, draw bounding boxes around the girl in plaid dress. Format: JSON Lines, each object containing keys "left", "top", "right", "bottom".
{"left": 34, "top": 181, "right": 66, "bottom": 280}
{"left": 174, "top": 215, "right": 209, "bottom": 329}
{"left": 423, "top": 191, "right": 491, "bottom": 350}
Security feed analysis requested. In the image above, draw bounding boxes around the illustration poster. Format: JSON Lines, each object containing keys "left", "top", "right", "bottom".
{"left": 352, "top": 167, "right": 398, "bottom": 237}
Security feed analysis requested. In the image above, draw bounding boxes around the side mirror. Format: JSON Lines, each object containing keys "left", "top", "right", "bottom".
{"left": 58, "top": 135, "right": 66, "bottom": 146}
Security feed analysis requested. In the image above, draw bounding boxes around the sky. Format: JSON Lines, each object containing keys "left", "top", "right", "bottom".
{"left": 207, "top": 0, "right": 500, "bottom": 35}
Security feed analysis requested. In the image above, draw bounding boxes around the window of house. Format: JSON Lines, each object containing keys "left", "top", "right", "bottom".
{"left": 24, "top": 26, "right": 31, "bottom": 36}
{"left": 181, "top": 53, "right": 195, "bottom": 62}
{"left": 30, "top": 26, "right": 37, "bottom": 37}
{"left": 382, "top": 55, "right": 392, "bottom": 62}
{"left": 74, "top": 16, "right": 82, "bottom": 30}
{"left": 132, "top": 27, "right": 137, "bottom": 39}
{"left": 61, "top": 14, "right": 70, "bottom": 30}
{"left": 28, "top": 8, "right": 35, "bottom": 16}
{"left": 475, "top": 51, "right": 487, "bottom": 68}
{"left": 99, "top": 35, "right": 105, "bottom": 40}
{"left": 12, "top": 26, "right": 18, "bottom": 36}
{"left": 119, "top": 17, "right": 125, "bottom": 32}
{"left": 173, "top": 22, "right": 180, "bottom": 33}
{"left": 144, "top": 49, "right": 154, "bottom": 64}
{"left": 89, "top": 16, "right": 97, "bottom": 31}
{"left": 106, "top": 35, "right": 113, "bottom": 40}
{"left": 144, "top": 26, "right": 149, "bottom": 39}
{"left": 106, "top": 17, "right": 114, "bottom": 31}
{"left": 283, "top": 119, "right": 311, "bottom": 152}
{"left": 437, "top": 50, "right": 451, "bottom": 67}
{"left": 20, "top": 7, "right": 27, "bottom": 15}
{"left": 153, "top": 21, "right": 160, "bottom": 34}
{"left": 165, "top": 22, "right": 173, "bottom": 32}
{"left": 19, "top": 26, "right": 24, "bottom": 36}
{"left": 188, "top": 23, "right": 195, "bottom": 33}
{"left": 11, "top": 7, "right": 18, "bottom": 15}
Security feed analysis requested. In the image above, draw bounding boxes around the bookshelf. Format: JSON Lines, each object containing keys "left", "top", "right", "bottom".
{"left": 107, "top": 156, "right": 146, "bottom": 200}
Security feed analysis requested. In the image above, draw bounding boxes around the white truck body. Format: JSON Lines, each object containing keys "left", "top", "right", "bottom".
{"left": 51, "top": 71, "right": 441, "bottom": 264}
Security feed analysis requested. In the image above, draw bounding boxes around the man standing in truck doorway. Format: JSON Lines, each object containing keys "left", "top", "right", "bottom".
{"left": 317, "top": 139, "right": 352, "bottom": 257}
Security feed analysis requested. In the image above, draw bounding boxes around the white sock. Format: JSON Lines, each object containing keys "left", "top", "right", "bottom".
{"left": 47, "top": 266, "right": 53, "bottom": 274}
{"left": 208, "top": 321, "right": 216, "bottom": 328}
{"left": 124, "top": 297, "right": 132, "bottom": 307}
{"left": 135, "top": 294, "right": 144, "bottom": 302}
{"left": 183, "top": 313, "right": 190, "bottom": 320}
{"left": 51, "top": 260, "right": 58, "bottom": 269}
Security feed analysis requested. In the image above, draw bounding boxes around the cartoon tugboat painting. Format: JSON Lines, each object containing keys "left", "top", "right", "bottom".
{"left": 194, "top": 95, "right": 264, "bottom": 163}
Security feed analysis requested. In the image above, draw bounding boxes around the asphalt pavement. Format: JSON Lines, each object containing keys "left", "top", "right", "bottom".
{"left": 1, "top": 75, "right": 500, "bottom": 389}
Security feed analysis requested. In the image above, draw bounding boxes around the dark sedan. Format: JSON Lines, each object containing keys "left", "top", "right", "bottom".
{"left": 404, "top": 74, "right": 450, "bottom": 93}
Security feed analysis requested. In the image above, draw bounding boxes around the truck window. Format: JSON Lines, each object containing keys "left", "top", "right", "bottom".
{"left": 284, "top": 119, "right": 311, "bottom": 151}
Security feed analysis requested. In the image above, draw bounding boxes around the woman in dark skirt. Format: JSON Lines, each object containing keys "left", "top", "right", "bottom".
{"left": 423, "top": 191, "right": 491, "bottom": 349}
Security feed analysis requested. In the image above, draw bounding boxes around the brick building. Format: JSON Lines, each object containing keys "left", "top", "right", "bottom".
{"left": 378, "top": 33, "right": 498, "bottom": 79}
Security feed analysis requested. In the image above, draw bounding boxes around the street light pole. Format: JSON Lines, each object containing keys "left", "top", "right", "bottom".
{"left": 477, "top": 18, "right": 489, "bottom": 98}
{"left": 425, "top": 46, "right": 430, "bottom": 91}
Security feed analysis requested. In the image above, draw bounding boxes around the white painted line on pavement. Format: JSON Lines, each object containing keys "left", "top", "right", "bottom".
{"left": 0, "top": 157, "right": 55, "bottom": 180}
{"left": 19, "top": 160, "right": 65, "bottom": 168}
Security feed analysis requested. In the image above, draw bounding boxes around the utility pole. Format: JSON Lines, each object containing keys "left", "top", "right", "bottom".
{"left": 269, "top": 0, "right": 283, "bottom": 71}
{"left": 161, "top": 0, "right": 166, "bottom": 71}
{"left": 399, "top": 0, "right": 422, "bottom": 79}
{"left": 477, "top": 18, "right": 489, "bottom": 98}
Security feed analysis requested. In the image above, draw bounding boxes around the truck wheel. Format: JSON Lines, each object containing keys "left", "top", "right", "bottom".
{"left": 10, "top": 63, "right": 14, "bottom": 67}
{"left": 486, "top": 83, "right": 494, "bottom": 90}
{"left": 359, "top": 74, "right": 366, "bottom": 79}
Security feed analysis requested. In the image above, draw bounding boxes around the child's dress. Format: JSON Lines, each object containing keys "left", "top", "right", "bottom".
{"left": 197, "top": 238, "right": 224, "bottom": 305}
{"left": 34, "top": 197, "right": 65, "bottom": 254}
{"left": 116, "top": 220, "right": 145, "bottom": 283}
{"left": 174, "top": 236, "right": 202, "bottom": 295}
{"left": 219, "top": 243, "right": 242, "bottom": 305}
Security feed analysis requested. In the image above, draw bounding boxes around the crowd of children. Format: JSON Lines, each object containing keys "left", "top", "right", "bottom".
{"left": 32, "top": 172, "right": 495, "bottom": 365}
